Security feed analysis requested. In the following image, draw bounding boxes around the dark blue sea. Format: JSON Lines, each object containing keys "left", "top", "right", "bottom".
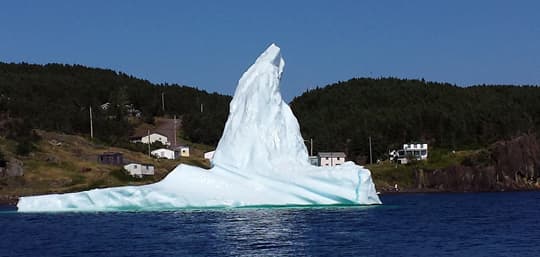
{"left": 1, "top": 191, "right": 540, "bottom": 257}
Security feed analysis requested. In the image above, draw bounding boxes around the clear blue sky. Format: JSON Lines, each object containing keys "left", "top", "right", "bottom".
{"left": 1, "top": 0, "right": 539, "bottom": 101}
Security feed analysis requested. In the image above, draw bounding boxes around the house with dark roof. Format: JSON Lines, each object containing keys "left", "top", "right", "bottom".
{"left": 318, "top": 152, "right": 346, "bottom": 167}
{"left": 98, "top": 152, "right": 124, "bottom": 166}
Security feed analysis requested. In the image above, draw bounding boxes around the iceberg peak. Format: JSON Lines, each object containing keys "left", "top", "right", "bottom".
{"left": 212, "top": 43, "right": 307, "bottom": 172}
{"left": 254, "top": 43, "right": 284, "bottom": 72}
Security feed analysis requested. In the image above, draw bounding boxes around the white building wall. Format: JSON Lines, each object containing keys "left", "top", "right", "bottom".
{"left": 141, "top": 133, "right": 170, "bottom": 146}
{"left": 124, "top": 163, "right": 155, "bottom": 177}
{"left": 204, "top": 151, "right": 215, "bottom": 160}
{"left": 124, "top": 164, "right": 142, "bottom": 177}
{"left": 319, "top": 157, "right": 345, "bottom": 167}
{"left": 151, "top": 149, "right": 176, "bottom": 160}
{"left": 402, "top": 143, "right": 428, "bottom": 160}
{"left": 140, "top": 165, "right": 155, "bottom": 175}
{"left": 177, "top": 147, "right": 190, "bottom": 157}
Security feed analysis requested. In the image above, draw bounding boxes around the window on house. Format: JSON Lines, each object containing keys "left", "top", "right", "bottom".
{"left": 337, "top": 157, "right": 340, "bottom": 161}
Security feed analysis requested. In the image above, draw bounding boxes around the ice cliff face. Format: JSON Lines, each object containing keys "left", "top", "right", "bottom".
{"left": 17, "top": 44, "right": 381, "bottom": 212}
{"left": 213, "top": 44, "right": 309, "bottom": 171}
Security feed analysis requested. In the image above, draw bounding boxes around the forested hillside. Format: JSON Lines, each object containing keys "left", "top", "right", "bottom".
{"left": 0, "top": 62, "right": 231, "bottom": 149}
{"left": 2, "top": 62, "right": 539, "bottom": 165}
{"left": 290, "top": 78, "right": 540, "bottom": 163}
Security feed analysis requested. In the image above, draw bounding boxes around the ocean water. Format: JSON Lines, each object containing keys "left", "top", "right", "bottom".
{"left": 1, "top": 191, "right": 540, "bottom": 257}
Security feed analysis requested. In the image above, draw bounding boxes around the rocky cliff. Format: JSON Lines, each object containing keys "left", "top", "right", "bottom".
{"left": 416, "top": 134, "right": 540, "bottom": 192}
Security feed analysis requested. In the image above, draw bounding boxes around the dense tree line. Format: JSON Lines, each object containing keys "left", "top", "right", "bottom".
{"left": 290, "top": 78, "right": 540, "bottom": 163}
{"left": 2, "top": 62, "right": 539, "bottom": 163}
{"left": 0, "top": 62, "right": 230, "bottom": 147}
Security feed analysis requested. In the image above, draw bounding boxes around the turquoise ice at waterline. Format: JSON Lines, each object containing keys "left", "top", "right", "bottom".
{"left": 17, "top": 44, "right": 381, "bottom": 212}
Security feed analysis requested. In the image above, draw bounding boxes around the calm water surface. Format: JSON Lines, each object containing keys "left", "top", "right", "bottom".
{"left": 1, "top": 191, "right": 540, "bottom": 257}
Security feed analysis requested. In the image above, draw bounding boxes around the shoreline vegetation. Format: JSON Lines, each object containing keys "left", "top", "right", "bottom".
{"left": 1, "top": 132, "right": 539, "bottom": 206}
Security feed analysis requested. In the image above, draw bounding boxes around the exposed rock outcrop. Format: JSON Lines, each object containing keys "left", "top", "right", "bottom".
{"left": 0, "top": 158, "right": 24, "bottom": 177}
{"left": 416, "top": 134, "right": 540, "bottom": 192}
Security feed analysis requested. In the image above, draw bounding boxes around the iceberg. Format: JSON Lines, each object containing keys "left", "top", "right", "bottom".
{"left": 17, "top": 44, "right": 381, "bottom": 212}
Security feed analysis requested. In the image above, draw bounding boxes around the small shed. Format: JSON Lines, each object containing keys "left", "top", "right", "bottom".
{"left": 123, "top": 163, "right": 155, "bottom": 178}
{"left": 98, "top": 152, "right": 124, "bottom": 166}
{"left": 204, "top": 150, "right": 215, "bottom": 160}
{"left": 318, "top": 152, "right": 346, "bottom": 167}
{"left": 141, "top": 133, "right": 170, "bottom": 146}
{"left": 174, "top": 146, "right": 190, "bottom": 157}
{"left": 151, "top": 148, "right": 176, "bottom": 160}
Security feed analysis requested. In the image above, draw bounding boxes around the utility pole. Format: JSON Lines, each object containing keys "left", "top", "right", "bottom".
{"left": 161, "top": 92, "right": 165, "bottom": 112}
{"left": 200, "top": 103, "right": 204, "bottom": 113}
{"left": 147, "top": 129, "right": 151, "bottom": 157}
{"left": 89, "top": 106, "right": 94, "bottom": 139}
{"left": 173, "top": 115, "right": 177, "bottom": 147}
{"left": 369, "top": 136, "right": 373, "bottom": 165}
{"left": 304, "top": 138, "right": 314, "bottom": 156}
{"left": 310, "top": 138, "right": 313, "bottom": 156}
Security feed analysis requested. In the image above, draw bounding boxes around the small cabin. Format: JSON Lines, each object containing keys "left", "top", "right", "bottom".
{"left": 318, "top": 152, "right": 346, "bottom": 167}
{"left": 151, "top": 148, "right": 176, "bottom": 160}
{"left": 204, "top": 150, "right": 215, "bottom": 160}
{"left": 123, "top": 163, "right": 155, "bottom": 178}
{"left": 131, "top": 133, "right": 170, "bottom": 146}
{"left": 174, "top": 146, "right": 190, "bottom": 158}
{"left": 142, "top": 133, "right": 170, "bottom": 146}
{"left": 390, "top": 143, "right": 428, "bottom": 164}
{"left": 403, "top": 143, "right": 428, "bottom": 160}
{"left": 98, "top": 152, "right": 124, "bottom": 166}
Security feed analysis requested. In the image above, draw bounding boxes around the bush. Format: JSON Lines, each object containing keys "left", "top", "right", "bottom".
{"left": 461, "top": 150, "right": 491, "bottom": 167}
{"left": 16, "top": 140, "right": 33, "bottom": 156}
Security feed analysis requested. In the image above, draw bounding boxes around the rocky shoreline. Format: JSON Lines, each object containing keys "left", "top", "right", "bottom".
{"left": 0, "top": 195, "right": 19, "bottom": 206}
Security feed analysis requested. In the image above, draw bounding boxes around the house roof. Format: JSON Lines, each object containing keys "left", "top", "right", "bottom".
{"left": 144, "top": 132, "right": 167, "bottom": 138}
{"left": 100, "top": 152, "right": 123, "bottom": 156}
{"left": 151, "top": 148, "right": 173, "bottom": 152}
{"left": 131, "top": 117, "right": 177, "bottom": 146}
{"left": 125, "top": 163, "right": 154, "bottom": 167}
{"left": 318, "top": 152, "right": 346, "bottom": 158}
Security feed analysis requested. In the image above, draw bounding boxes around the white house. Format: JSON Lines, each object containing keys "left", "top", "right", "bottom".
{"left": 151, "top": 148, "right": 176, "bottom": 160}
{"left": 174, "top": 146, "right": 190, "bottom": 157}
{"left": 204, "top": 150, "right": 215, "bottom": 160}
{"left": 318, "top": 152, "right": 346, "bottom": 167}
{"left": 135, "top": 133, "right": 170, "bottom": 146}
{"left": 403, "top": 143, "right": 428, "bottom": 160}
{"left": 123, "top": 163, "right": 155, "bottom": 178}
{"left": 390, "top": 143, "right": 428, "bottom": 164}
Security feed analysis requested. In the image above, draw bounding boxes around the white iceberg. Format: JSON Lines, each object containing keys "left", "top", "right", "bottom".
{"left": 17, "top": 44, "right": 381, "bottom": 212}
